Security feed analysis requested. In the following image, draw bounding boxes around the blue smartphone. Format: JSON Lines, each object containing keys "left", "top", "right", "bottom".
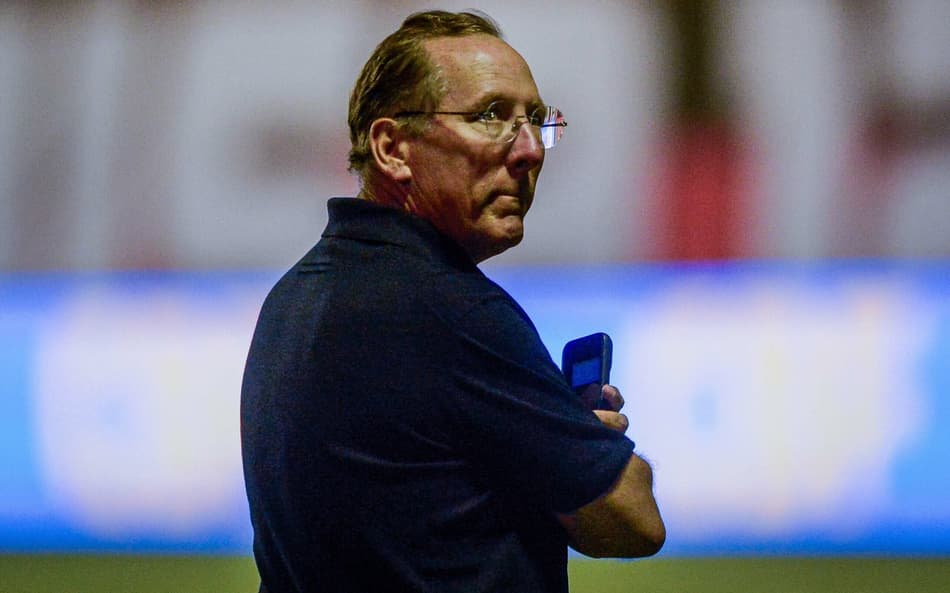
{"left": 561, "top": 332, "right": 613, "bottom": 410}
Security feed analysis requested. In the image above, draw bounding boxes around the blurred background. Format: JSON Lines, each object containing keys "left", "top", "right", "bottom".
{"left": 3, "top": 0, "right": 949, "bottom": 270}
{"left": 1, "top": 0, "right": 949, "bottom": 591}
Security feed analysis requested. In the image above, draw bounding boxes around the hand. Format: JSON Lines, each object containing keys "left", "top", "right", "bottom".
{"left": 593, "top": 384, "right": 628, "bottom": 433}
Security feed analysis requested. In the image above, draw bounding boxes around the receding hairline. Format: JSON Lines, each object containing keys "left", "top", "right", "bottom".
{"left": 346, "top": 12, "right": 510, "bottom": 177}
{"left": 419, "top": 33, "right": 542, "bottom": 110}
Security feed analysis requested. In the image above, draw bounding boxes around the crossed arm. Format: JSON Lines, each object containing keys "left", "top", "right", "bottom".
{"left": 556, "top": 385, "right": 666, "bottom": 558}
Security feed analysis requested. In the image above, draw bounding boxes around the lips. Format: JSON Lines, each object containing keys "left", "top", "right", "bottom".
{"left": 490, "top": 193, "right": 527, "bottom": 216}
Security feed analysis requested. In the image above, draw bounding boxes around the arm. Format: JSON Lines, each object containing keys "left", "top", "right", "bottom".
{"left": 556, "top": 385, "right": 666, "bottom": 558}
{"left": 557, "top": 451, "right": 665, "bottom": 557}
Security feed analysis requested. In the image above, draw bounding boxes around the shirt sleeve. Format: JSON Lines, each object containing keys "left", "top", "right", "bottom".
{"left": 429, "top": 286, "right": 635, "bottom": 514}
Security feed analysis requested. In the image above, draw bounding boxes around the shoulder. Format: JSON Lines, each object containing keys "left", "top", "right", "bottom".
{"left": 427, "top": 270, "right": 539, "bottom": 347}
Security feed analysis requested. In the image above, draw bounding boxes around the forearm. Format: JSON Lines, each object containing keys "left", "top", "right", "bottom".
{"left": 558, "top": 453, "right": 666, "bottom": 558}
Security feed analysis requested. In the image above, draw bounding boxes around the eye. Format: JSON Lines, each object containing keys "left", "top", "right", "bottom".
{"left": 476, "top": 101, "right": 504, "bottom": 123}
{"left": 527, "top": 107, "right": 545, "bottom": 127}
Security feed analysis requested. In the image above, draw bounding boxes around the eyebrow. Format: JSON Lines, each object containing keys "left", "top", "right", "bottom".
{"left": 467, "top": 93, "right": 545, "bottom": 113}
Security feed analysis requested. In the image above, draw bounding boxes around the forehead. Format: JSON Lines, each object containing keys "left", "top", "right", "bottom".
{"left": 423, "top": 34, "right": 541, "bottom": 107}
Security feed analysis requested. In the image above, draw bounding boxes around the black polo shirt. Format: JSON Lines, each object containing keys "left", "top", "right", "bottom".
{"left": 241, "top": 197, "right": 634, "bottom": 593}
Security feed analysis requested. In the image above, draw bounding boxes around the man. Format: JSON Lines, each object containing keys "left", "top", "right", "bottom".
{"left": 241, "top": 10, "right": 664, "bottom": 593}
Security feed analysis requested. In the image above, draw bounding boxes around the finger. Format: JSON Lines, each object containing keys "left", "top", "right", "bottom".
{"left": 600, "top": 384, "right": 624, "bottom": 412}
{"left": 593, "top": 410, "right": 629, "bottom": 433}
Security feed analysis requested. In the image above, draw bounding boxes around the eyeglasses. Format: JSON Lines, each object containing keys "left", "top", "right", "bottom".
{"left": 394, "top": 101, "right": 568, "bottom": 149}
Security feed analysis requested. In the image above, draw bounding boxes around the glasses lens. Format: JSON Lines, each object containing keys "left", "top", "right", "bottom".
{"left": 539, "top": 106, "right": 566, "bottom": 149}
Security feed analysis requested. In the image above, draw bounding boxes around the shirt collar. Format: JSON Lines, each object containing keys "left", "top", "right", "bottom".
{"left": 320, "top": 197, "right": 478, "bottom": 271}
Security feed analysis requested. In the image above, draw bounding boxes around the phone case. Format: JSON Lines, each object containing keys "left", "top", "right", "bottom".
{"left": 561, "top": 332, "right": 612, "bottom": 409}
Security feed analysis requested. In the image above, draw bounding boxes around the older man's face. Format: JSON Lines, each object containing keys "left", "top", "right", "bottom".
{"left": 404, "top": 34, "right": 546, "bottom": 263}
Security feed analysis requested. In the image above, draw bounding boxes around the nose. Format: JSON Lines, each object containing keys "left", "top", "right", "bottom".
{"left": 507, "top": 121, "right": 544, "bottom": 175}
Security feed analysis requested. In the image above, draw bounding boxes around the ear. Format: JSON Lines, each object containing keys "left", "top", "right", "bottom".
{"left": 369, "top": 118, "right": 412, "bottom": 184}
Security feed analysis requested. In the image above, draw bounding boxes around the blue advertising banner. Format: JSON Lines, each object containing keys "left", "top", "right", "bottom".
{"left": 1, "top": 263, "right": 948, "bottom": 555}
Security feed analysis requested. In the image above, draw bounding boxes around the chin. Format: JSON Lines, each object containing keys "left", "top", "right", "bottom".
{"left": 494, "top": 220, "right": 524, "bottom": 246}
{"left": 471, "top": 233, "right": 523, "bottom": 263}
{"left": 494, "top": 232, "right": 525, "bottom": 257}
{"left": 468, "top": 217, "right": 526, "bottom": 261}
